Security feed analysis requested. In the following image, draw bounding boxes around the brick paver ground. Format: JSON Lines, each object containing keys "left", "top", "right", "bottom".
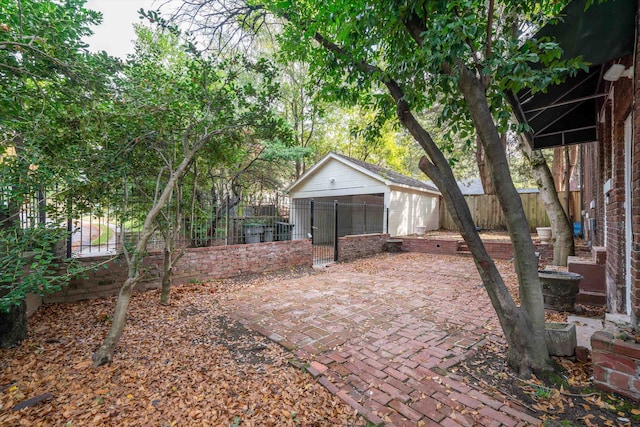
{"left": 220, "top": 252, "right": 541, "bottom": 426}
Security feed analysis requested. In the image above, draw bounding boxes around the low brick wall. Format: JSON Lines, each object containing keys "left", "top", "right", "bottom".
{"left": 401, "top": 237, "right": 459, "bottom": 255}
{"left": 592, "top": 330, "right": 640, "bottom": 402}
{"left": 483, "top": 241, "right": 514, "bottom": 260}
{"left": 401, "top": 237, "right": 515, "bottom": 260}
{"left": 45, "top": 240, "right": 313, "bottom": 304}
{"left": 337, "top": 233, "right": 389, "bottom": 262}
{"left": 401, "top": 237, "right": 584, "bottom": 263}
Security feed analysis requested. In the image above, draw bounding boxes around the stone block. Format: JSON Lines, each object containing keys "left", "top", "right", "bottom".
{"left": 545, "top": 322, "right": 577, "bottom": 357}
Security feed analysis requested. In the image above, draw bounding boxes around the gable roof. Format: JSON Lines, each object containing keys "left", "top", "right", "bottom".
{"left": 287, "top": 152, "right": 440, "bottom": 195}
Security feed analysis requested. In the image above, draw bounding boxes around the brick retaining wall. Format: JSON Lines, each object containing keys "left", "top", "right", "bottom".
{"left": 400, "top": 237, "right": 515, "bottom": 260}
{"left": 591, "top": 331, "right": 640, "bottom": 402}
{"left": 400, "top": 237, "right": 459, "bottom": 256}
{"left": 45, "top": 240, "right": 312, "bottom": 304}
{"left": 337, "top": 234, "right": 389, "bottom": 262}
{"left": 399, "top": 237, "right": 587, "bottom": 265}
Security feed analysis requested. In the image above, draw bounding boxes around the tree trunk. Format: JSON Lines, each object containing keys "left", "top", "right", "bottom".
{"left": 92, "top": 275, "right": 139, "bottom": 366}
{"left": 312, "top": 25, "right": 553, "bottom": 376}
{"left": 0, "top": 300, "right": 26, "bottom": 349}
{"left": 564, "top": 145, "right": 571, "bottom": 217}
{"left": 475, "top": 135, "right": 494, "bottom": 194}
{"left": 93, "top": 137, "right": 207, "bottom": 366}
{"left": 520, "top": 142, "right": 575, "bottom": 266}
{"left": 456, "top": 67, "right": 553, "bottom": 375}
{"left": 384, "top": 78, "right": 553, "bottom": 376}
{"left": 160, "top": 247, "right": 172, "bottom": 305}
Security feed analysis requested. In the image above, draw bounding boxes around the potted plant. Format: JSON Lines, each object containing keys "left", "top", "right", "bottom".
{"left": 536, "top": 226, "right": 552, "bottom": 245}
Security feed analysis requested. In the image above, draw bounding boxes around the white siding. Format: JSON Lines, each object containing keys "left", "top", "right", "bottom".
{"left": 288, "top": 158, "right": 388, "bottom": 199}
{"left": 388, "top": 189, "right": 440, "bottom": 236}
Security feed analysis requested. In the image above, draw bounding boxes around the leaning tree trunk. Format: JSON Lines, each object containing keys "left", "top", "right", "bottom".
{"left": 93, "top": 141, "right": 205, "bottom": 366}
{"left": 521, "top": 142, "right": 575, "bottom": 266}
{"left": 312, "top": 26, "right": 553, "bottom": 376}
{"left": 381, "top": 77, "right": 553, "bottom": 376}
{"left": 455, "top": 67, "right": 553, "bottom": 375}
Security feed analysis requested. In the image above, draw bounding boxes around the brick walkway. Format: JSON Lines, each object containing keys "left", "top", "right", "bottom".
{"left": 221, "top": 252, "right": 541, "bottom": 426}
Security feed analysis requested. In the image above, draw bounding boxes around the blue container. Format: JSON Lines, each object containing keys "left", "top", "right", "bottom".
{"left": 573, "top": 222, "right": 582, "bottom": 237}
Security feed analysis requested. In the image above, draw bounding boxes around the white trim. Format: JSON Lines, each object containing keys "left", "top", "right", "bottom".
{"left": 624, "top": 114, "right": 633, "bottom": 316}
{"left": 387, "top": 183, "right": 441, "bottom": 197}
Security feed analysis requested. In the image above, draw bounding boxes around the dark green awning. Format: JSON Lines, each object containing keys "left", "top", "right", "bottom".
{"left": 510, "top": 0, "right": 636, "bottom": 149}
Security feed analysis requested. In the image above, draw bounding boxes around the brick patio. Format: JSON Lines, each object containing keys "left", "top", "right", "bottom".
{"left": 221, "top": 252, "right": 541, "bottom": 426}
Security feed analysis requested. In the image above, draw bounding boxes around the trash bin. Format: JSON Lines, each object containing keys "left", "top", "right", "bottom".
{"left": 275, "top": 222, "right": 294, "bottom": 241}
{"left": 573, "top": 222, "right": 583, "bottom": 237}
{"left": 263, "top": 226, "right": 274, "bottom": 242}
{"left": 243, "top": 225, "right": 264, "bottom": 244}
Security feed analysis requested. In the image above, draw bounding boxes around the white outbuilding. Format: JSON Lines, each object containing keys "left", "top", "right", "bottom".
{"left": 286, "top": 152, "right": 441, "bottom": 237}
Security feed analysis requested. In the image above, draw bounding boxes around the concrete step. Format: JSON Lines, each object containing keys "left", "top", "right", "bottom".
{"left": 576, "top": 290, "right": 606, "bottom": 306}
{"left": 567, "top": 256, "right": 605, "bottom": 294}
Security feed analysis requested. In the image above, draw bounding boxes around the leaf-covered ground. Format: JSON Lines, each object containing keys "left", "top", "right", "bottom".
{"left": 0, "top": 277, "right": 365, "bottom": 426}
{"left": 2, "top": 254, "right": 639, "bottom": 427}
{"left": 452, "top": 341, "right": 640, "bottom": 427}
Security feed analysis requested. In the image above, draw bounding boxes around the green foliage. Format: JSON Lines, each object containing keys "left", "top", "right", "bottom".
{"left": 0, "top": 0, "right": 119, "bottom": 311}
{"left": 255, "top": 0, "right": 584, "bottom": 154}
{"left": 0, "top": 223, "right": 73, "bottom": 312}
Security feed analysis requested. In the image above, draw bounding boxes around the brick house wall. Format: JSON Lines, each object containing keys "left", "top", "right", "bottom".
{"left": 631, "top": 10, "right": 640, "bottom": 328}
{"left": 45, "top": 240, "right": 312, "bottom": 304}
{"left": 609, "top": 56, "right": 634, "bottom": 315}
{"left": 584, "top": 52, "right": 638, "bottom": 323}
{"left": 633, "top": 51, "right": 640, "bottom": 327}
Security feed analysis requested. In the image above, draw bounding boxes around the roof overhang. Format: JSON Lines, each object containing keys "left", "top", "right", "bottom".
{"left": 388, "top": 183, "right": 441, "bottom": 197}
{"left": 509, "top": 0, "right": 636, "bottom": 150}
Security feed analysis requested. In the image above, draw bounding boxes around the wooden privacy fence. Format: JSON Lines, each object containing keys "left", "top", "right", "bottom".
{"left": 439, "top": 191, "right": 581, "bottom": 232}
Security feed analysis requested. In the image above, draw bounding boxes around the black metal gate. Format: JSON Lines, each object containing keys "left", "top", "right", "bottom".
{"left": 308, "top": 199, "right": 387, "bottom": 266}
{"left": 311, "top": 200, "right": 338, "bottom": 265}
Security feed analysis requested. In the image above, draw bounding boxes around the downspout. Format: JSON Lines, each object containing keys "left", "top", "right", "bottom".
{"left": 579, "top": 144, "right": 584, "bottom": 238}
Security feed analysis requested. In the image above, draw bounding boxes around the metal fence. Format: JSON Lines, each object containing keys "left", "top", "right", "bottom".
{"left": 293, "top": 199, "right": 387, "bottom": 264}
{"left": 12, "top": 188, "right": 387, "bottom": 261}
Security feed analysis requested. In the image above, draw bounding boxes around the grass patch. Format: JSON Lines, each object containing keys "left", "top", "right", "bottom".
{"left": 91, "top": 224, "right": 113, "bottom": 245}
{"left": 122, "top": 219, "right": 143, "bottom": 233}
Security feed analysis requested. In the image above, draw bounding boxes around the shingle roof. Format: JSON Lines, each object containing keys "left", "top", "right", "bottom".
{"left": 333, "top": 153, "right": 439, "bottom": 193}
